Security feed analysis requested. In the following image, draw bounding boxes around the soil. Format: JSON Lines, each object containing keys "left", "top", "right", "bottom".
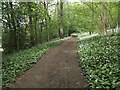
{"left": 10, "top": 37, "right": 88, "bottom": 88}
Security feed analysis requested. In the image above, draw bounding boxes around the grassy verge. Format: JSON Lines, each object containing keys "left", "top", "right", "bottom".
{"left": 2, "top": 37, "right": 69, "bottom": 87}
{"left": 78, "top": 34, "right": 120, "bottom": 88}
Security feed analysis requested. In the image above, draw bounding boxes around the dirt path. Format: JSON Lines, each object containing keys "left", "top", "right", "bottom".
{"left": 11, "top": 37, "right": 88, "bottom": 88}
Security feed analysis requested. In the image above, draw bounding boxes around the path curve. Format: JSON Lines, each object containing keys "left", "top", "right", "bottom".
{"left": 11, "top": 37, "right": 88, "bottom": 88}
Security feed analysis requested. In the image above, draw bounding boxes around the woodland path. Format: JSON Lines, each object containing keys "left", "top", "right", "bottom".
{"left": 11, "top": 37, "right": 88, "bottom": 88}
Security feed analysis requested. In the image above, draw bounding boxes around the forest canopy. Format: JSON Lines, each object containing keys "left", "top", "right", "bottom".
{"left": 1, "top": 1, "right": 119, "bottom": 53}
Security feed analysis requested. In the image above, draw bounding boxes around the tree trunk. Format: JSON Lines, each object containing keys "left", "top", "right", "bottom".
{"left": 9, "top": 2, "right": 19, "bottom": 51}
{"left": 60, "top": 0, "right": 64, "bottom": 38}
{"left": 57, "top": 0, "right": 64, "bottom": 38}
{"left": 28, "top": 2, "right": 35, "bottom": 46}
{"left": 44, "top": 0, "right": 50, "bottom": 42}
{"left": 102, "top": 4, "right": 109, "bottom": 34}
{"left": 15, "top": 15, "right": 20, "bottom": 51}
{"left": 40, "top": 19, "right": 43, "bottom": 43}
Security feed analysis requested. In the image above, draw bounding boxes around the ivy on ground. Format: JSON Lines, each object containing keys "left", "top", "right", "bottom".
{"left": 78, "top": 34, "right": 120, "bottom": 88}
{"left": 2, "top": 37, "right": 69, "bottom": 87}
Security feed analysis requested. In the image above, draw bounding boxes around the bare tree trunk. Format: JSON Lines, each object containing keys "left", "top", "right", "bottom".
{"left": 9, "top": 2, "right": 19, "bottom": 51}
{"left": 57, "top": 0, "right": 60, "bottom": 38}
{"left": 44, "top": 0, "right": 50, "bottom": 41}
{"left": 5, "top": 2, "right": 13, "bottom": 52}
{"left": 102, "top": 4, "right": 109, "bottom": 34}
{"left": 28, "top": 2, "right": 35, "bottom": 46}
{"left": 57, "top": 0, "right": 64, "bottom": 38}
{"left": 40, "top": 19, "right": 43, "bottom": 43}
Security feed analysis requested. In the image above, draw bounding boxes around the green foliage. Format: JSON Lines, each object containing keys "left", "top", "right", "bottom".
{"left": 63, "top": 2, "right": 118, "bottom": 34}
{"left": 2, "top": 2, "right": 61, "bottom": 53}
{"left": 2, "top": 2, "right": 118, "bottom": 53}
{"left": 2, "top": 37, "right": 68, "bottom": 87}
{"left": 78, "top": 34, "right": 120, "bottom": 88}
{"left": 1, "top": 1, "right": 119, "bottom": 88}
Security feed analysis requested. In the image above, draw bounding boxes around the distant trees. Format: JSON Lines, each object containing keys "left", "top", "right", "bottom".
{"left": 2, "top": 1, "right": 119, "bottom": 54}
{"left": 82, "top": 2, "right": 118, "bottom": 34}
{"left": 62, "top": 2, "right": 118, "bottom": 35}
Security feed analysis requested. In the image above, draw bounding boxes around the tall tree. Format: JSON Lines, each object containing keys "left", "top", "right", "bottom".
{"left": 43, "top": 0, "right": 50, "bottom": 41}
{"left": 57, "top": 0, "right": 64, "bottom": 38}
{"left": 28, "top": 2, "right": 35, "bottom": 46}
